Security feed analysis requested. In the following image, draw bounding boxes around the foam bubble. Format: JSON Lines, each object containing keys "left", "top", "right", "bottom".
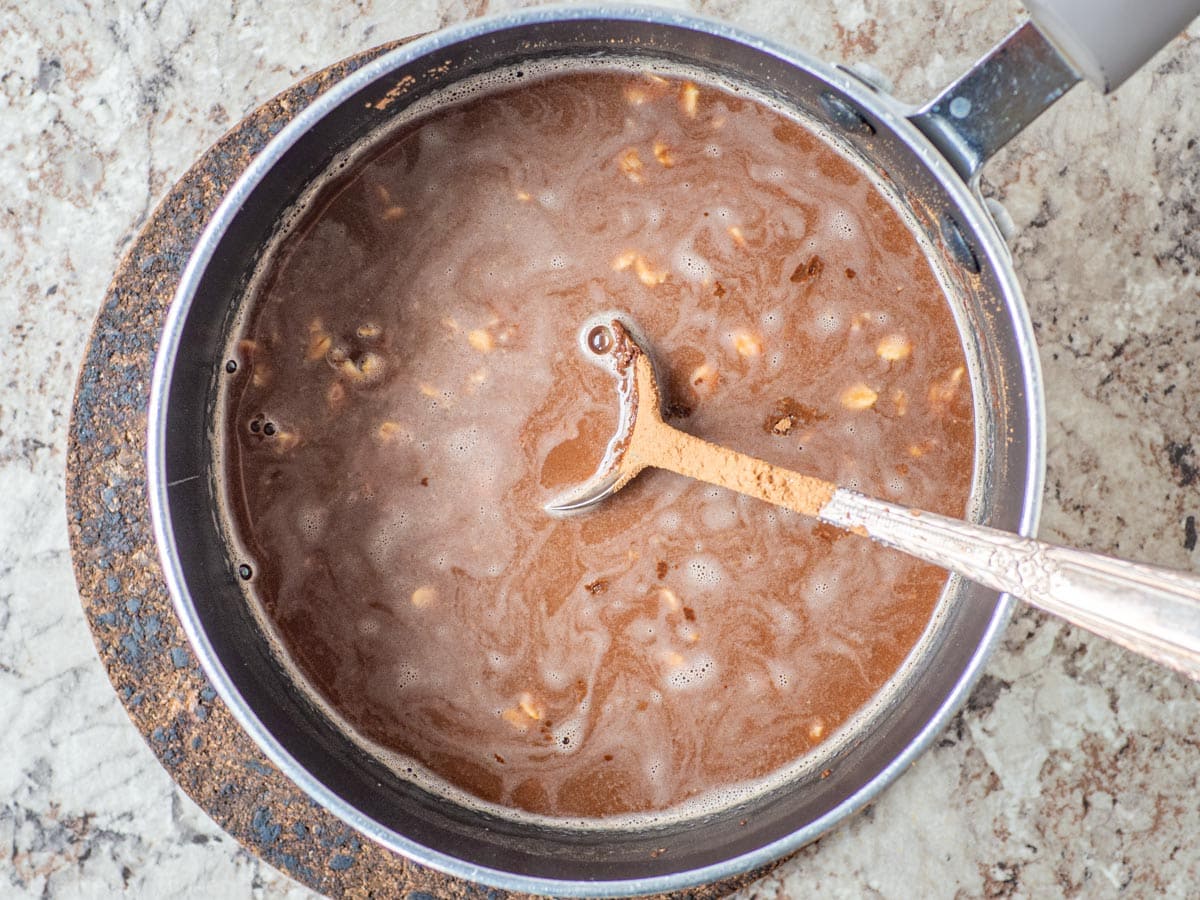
{"left": 357, "top": 617, "right": 380, "bottom": 636}
{"left": 687, "top": 557, "right": 725, "bottom": 588}
{"left": 829, "top": 208, "right": 857, "bottom": 240}
{"left": 672, "top": 248, "right": 713, "bottom": 283}
{"left": 367, "top": 510, "right": 409, "bottom": 564}
{"left": 769, "top": 662, "right": 793, "bottom": 690}
{"left": 811, "top": 574, "right": 841, "bottom": 599}
{"left": 395, "top": 662, "right": 419, "bottom": 689}
{"left": 445, "top": 425, "right": 480, "bottom": 456}
{"left": 552, "top": 716, "right": 585, "bottom": 753}
{"left": 665, "top": 653, "right": 716, "bottom": 689}
{"left": 549, "top": 254, "right": 568, "bottom": 270}
{"left": 815, "top": 310, "right": 841, "bottom": 334}
{"left": 298, "top": 506, "right": 328, "bottom": 543}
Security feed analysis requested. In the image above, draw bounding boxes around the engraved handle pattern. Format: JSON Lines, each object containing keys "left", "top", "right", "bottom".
{"left": 822, "top": 489, "right": 1200, "bottom": 681}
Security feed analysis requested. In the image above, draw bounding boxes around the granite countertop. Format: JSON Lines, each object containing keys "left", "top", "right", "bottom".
{"left": 4, "top": 0, "right": 1199, "bottom": 896}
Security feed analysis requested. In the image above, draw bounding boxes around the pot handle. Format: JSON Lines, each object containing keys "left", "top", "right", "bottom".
{"left": 910, "top": 3, "right": 1200, "bottom": 183}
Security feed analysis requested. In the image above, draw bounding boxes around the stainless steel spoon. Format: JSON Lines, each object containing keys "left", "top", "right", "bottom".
{"left": 548, "top": 315, "right": 1200, "bottom": 681}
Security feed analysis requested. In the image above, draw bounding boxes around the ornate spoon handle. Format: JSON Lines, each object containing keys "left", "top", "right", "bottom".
{"left": 822, "top": 490, "right": 1200, "bottom": 681}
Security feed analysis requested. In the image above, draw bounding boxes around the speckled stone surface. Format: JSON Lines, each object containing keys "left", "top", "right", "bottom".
{"left": 5, "top": 0, "right": 1200, "bottom": 897}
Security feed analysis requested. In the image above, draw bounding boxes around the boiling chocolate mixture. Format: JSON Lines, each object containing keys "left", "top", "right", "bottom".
{"left": 222, "top": 67, "right": 974, "bottom": 821}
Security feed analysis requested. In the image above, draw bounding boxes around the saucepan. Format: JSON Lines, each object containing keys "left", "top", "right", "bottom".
{"left": 147, "top": 2, "right": 1200, "bottom": 895}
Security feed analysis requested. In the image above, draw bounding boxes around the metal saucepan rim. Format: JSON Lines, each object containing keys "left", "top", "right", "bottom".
{"left": 146, "top": 4, "right": 1046, "bottom": 895}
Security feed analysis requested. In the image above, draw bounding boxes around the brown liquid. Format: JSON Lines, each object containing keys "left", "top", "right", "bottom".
{"left": 223, "top": 67, "right": 973, "bottom": 820}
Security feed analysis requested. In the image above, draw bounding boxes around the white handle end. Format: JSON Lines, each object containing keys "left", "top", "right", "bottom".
{"left": 1026, "top": 0, "right": 1200, "bottom": 91}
